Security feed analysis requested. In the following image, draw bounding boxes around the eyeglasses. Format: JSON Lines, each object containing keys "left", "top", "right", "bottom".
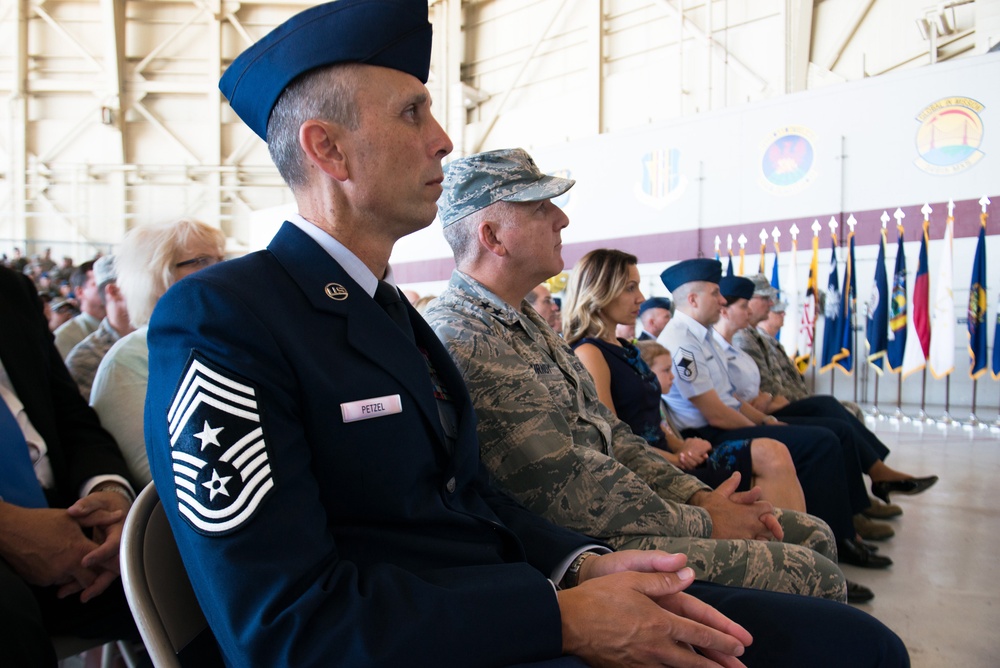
{"left": 174, "top": 255, "right": 223, "bottom": 269}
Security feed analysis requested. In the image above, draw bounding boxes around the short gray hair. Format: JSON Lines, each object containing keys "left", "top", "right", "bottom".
{"left": 117, "top": 218, "right": 226, "bottom": 327}
{"left": 442, "top": 202, "right": 517, "bottom": 269}
{"left": 266, "top": 64, "right": 362, "bottom": 190}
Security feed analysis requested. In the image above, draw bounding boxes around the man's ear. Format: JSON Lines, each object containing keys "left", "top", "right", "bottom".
{"left": 477, "top": 218, "right": 507, "bottom": 258}
{"left": 299, "top": 119, "right": 349, "bottom": 182}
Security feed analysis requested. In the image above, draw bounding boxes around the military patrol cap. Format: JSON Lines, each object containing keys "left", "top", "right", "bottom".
{"left": 639, "top": 297, "right": 673, "bottom": 315}
{"left": 659, "top": 259, "right": 722, "bottom": 292}
{"left": 749, "top": 273, "right": 776, "bottom": 299}
{"left": 438, "top": 148, "right": 576, "bottom": 228}
{"left": 50, "top": 297, "right": 80, "bottom": 315}
{"left": 771, "top": 300, "right": 787, "bottom": 313}
{"left": 719, "top": 275, "right": 755, "bottom": 301}
{"left": 93, "top": 255, "right": 117, "bottom": 288}
{"left": 219, "top": 0, "right": 433, "bottom": 141}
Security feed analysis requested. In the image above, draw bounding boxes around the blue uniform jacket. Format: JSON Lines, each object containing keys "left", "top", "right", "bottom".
{"left": 144, "top": 222, "right": 592, "bottom": 667}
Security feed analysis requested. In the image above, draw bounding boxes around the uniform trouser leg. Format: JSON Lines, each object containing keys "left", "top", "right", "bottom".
{"left": 0, "top": 557, "right": 58, "bottom": 667}
{"left": 776, "top": 414, "right": 872, "bottom": 513}
{"left": 691, "top": 424, "right": 856, "bottom": 542}
{"left": 513, "top": 583, "right": 909, "bottom": 668}
{"left": 687, "top": 581, "right": 910, "bottom": 668}
{"left": 614, "top": 528, "right": 847, "bottom": 601}
{"left": 774, "top": 395, "right": 890, "bottom": 465}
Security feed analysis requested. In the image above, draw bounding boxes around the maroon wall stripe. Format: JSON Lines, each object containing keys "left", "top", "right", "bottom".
{"left": 393, "top": 196, "right": 998, "bottom": 284}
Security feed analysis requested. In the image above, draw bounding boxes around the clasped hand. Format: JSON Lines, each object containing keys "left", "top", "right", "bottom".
{"left": 2, "top": 491, "right": 130, "bottom": 602}
{"left": 558, "top": 550, "right": 751, "bottom": 667}
{"left": 693, "top": 472, "right": 782, "bottom": 542}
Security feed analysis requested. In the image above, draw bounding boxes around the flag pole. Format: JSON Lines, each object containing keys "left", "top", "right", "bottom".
{"left": 919, "top": 368, "right": 932, "bottom": 423}
{"left": 939, "top": 377, "right": 953, "bottom": 425}
{"left": 916, "top": 203, "right": 934, "bottom": 423}
{"left": 968, "top": 379, "right": 981, "bottom": 428}
{"left": 995, "top": 379, "right": 1000, "bottom": 429}
{"left": 935, "top": 199, "right": 957, "bottom": 426}
{"left": 890, "top": 208, "right": 907, "bottom": 421}
{"left": 968, "top": 197, "right": 992, "bottom": 429}
{"left": 872, "top": 371, "right": 881, "bottom": 419}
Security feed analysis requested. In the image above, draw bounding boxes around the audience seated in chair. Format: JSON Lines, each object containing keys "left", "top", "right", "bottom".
{"left": 0, "top": 265, "right": 138, "bottom": 667}
{"left": 90, "top": 218, "right": 225, "bottom": 488}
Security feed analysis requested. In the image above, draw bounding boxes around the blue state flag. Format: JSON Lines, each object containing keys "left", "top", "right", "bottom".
{"left": 820, "top": 241, "right": 846, "bottom": 371}
{"left": 726, "top": 253, "right": 735, "bottom": 277}
{"left": 886, "top": 228, "right": 908, "bottom": 372}
{"left": 770, "top": 246, "right": 781, "bottom": 341}
{"left": 866, "top": 231, "right": 889, "bottom": 372}
{"left": 968, "top": 217, "right": 988, "bottom": 379}
{"left": 991, "top": 294, "right": 1000, "bottom": 379}
{"left": 836, "top": 229, "right": 857, "bottom": 374}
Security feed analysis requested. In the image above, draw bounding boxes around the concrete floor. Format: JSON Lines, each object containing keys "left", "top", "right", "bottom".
{"left": 842, "top": 416, "right": 1000, "bottom": 668}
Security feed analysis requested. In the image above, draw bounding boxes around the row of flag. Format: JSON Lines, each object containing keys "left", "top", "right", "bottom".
{"left": 721, "top": 199, "right": 994, "bottom": 380}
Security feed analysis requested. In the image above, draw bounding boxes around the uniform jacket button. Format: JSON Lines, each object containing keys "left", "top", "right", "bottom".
{"left": 445, "top": 477, "right": 457, "bottom": 493}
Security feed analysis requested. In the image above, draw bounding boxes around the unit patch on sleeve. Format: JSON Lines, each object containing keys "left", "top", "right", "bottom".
{"left": 166, "top": 353, "right": 273, "bottom": 535}
{"left": 675, "top": 347, "right": 698, "bottom": 382}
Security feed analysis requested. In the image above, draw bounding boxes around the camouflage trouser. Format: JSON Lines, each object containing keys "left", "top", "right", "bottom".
{"left": 611, "top": 509, "right": 847, "bottom": 602}
{"left": 841, "top": 400, "right": 867, "bottom": 422}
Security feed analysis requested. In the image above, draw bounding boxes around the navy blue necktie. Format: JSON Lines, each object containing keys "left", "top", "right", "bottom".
{"left": 374, "top": 281, "right": 415, "bottom": 343}
{"left": 0, "top": 398, "right": 48, "bottom": 508}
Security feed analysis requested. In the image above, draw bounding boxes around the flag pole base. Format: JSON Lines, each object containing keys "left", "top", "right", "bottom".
{"left": 937, "top": 410, "right": 955, "bottom": 426}
{"left": 889, "top": 407, "right": 908, "bottom": 423}
{"left": 964, "top": 413, "right": 988, "bottom": 430}
{"left": 914, "top": 408, "right": 936, "bottom": 424}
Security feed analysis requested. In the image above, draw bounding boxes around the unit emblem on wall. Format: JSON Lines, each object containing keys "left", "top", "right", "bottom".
{"left": 759, "top": 126, "right": 817, "bottom": 195}
{"left": 633, "top": 148, "right": 688, "bottom": 210}
{"left": 914, "top": 97, "right": 985, "bottom": 175}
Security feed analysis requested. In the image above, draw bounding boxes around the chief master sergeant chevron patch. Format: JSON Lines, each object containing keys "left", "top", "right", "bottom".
{"left": 167, "top": 353, "right": 274, "bottom": 535}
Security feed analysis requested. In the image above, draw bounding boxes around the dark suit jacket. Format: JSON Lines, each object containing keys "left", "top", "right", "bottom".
{"left": 145, "top": 222, "right": 594, "bottom": 667}
{"left": 0, "top": 267, "right": 130, "bottom": 507}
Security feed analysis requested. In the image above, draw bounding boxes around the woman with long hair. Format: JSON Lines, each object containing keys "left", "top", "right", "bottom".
{"left": 562, "top": 249, "right": 805, "bottom": 509}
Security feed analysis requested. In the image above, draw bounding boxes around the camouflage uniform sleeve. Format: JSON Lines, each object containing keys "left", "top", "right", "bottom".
{"left": 593, "top": 392, "right": 711, "bottom": 506}
{"left": 733, "top": 329, "right": 782, "bottom": 396}
{"left": 770, "top": 339, "right": 810, "bottom": 401}
{"left": 432, "top": 316, "right": 713, "bottom": 541}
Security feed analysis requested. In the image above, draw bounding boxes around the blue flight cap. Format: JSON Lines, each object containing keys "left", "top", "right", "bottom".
{"left": 660, "top": 259, "right": 722, "bottom": 292}
{"left": 219, "top": 0, "right": 433, "bottom": 141}
{"left": 639, "top": 297, "right": 673, "bottom": 315}
{"left": 719, "top": 275, "right": 755, "bottom": 301}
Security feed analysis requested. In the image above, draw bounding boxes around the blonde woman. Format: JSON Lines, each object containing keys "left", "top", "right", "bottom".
{"left": 90, "top": 218, "right": 225, "bottom": 486}
{"left": 562, "top": 249, "right": 802, "bottom": 508}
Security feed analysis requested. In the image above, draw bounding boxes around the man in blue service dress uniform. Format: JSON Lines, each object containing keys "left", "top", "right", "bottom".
{"left": 143, "top": 1, "right": 909, "bottom": 666}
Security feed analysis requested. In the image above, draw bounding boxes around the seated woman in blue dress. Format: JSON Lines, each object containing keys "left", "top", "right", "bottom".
{"left": 560, "top": 248, "right": 805, "bottom": 510}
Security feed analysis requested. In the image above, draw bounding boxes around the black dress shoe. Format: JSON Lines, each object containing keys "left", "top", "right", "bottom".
{"left": 837, "top": 538, "right": 893, "bottom": 569}
{"left": 871, "top": 475, "right": 939, "bottom": 503}
{"left": 846, "top": 580, "right": 875, "bottom": 604}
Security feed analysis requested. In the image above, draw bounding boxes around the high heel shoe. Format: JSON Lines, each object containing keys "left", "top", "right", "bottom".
{"left": 870, "top": 475, "right": 939, "bottom": 503}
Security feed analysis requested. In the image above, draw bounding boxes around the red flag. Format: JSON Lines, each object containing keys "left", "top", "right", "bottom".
{"left": 912, "top": 219, "right": 931, "bottom": 359}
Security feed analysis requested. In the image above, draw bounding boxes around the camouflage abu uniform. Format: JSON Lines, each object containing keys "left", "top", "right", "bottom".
{"left": 732, "top": 326, "right": 808, "bottom": 401}
{"left": 425, "top": 270, "right": 846, "bottom": 600}
{"left": 65, "top": 317, "right": 123, "bottom": 402}
{"left": 736, "top": 326, "right": 866, "bottom": 421}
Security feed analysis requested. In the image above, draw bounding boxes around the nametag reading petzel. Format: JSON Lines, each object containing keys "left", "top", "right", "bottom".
{"left": 340, "top": 394, "right": 402, "bottom": 423}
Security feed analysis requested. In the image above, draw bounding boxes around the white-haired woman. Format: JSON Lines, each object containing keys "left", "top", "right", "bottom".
{"left": 90, "top": 218, "right": 225, "bottom": 486}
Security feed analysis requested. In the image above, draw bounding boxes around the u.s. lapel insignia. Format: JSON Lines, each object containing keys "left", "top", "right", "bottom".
{"left": 675, "top": 347, "right": 698, "bottom": 382}
{"left": 166, "top": 353, "right": 273, "bottom": 535}
{"left": 324, "top": 283, "right": 348, "bottom": 300}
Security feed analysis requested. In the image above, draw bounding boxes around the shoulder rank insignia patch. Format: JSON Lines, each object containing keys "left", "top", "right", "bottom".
{"left": 675, "top": 348, "right": 698, "bottom": 382}
{"left": 167, "top": 353, "right": 273, "bottom": 535}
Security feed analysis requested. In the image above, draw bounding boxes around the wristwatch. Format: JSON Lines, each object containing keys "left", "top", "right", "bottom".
{"left": 563, "top": 551, "right": 599, "bottom": 589}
